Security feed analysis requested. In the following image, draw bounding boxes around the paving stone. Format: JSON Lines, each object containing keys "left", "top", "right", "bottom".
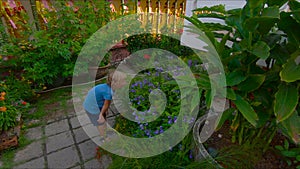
{"left": 76, "top": 109, "right": 85, "bottom": 115}
{"left": 47, "top": 146, "right": 80, "bottom": 169}
{"left": 46, "top": 131, "right": 74, "bottom": 154}
{"left": 78, "top": 140, "right": 97, "bottom": 161}
{"left": 45, "top": 119, "right": 69, "bottom": 136}
{"left": 71, "top": 165, "right": 82, "bottom": 169}
{"left": 13, "top": 157, "right": 45, "bottom": 169}
{"left": 70, "top": 116, "right": 81, "bottom": 129}
{"left": 67, "top": 111, "right": 76, "bottom": 118}
{"left": 107, "top": 117, "right": 115, "bottom": 127}
{"left": 14, "top": 141, "right": 43, "bottom": 163}
{"left": 84, "top": 159, "right": 102, "bottom": 169}
{"left": 81, "top": 125, "right": 100, "bottom": 140}
{"left": 77, "top": 114, "right": 91, "bottom": 126}
{"left": 25, "top": 126, "right": 42, "bottom": 140}
{"left": 73, "top": 97, "right": 82, "bottom": 103}
{"left": 73, "top": 128, "right": 90, "bottom": 143}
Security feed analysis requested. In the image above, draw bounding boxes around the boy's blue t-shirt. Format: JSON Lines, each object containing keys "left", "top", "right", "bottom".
{"left": 83, "top": 84, "right": 113, "bottom": 114}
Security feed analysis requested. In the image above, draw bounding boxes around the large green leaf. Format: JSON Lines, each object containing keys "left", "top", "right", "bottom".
{"left": 250, "top": 41, "right": 270, "bottom": 59}
{"left": 195, "top": 73, "right": 211, "bottom": 89}
{"left": 242, "top": 0, "right": 265, "bottom": 20}
{"left": 266, "top": 0, "right": 288, "bottom": 8}
{"left": 262, "top": 6, "right": 280, "bottom": 18}
{"left": 280, "top": 56, "right": 300, "bottom": 82}
{"left": 227, "top": 87, "right": 236, "bottom": 100}
{"left": 248, "top": 0, "right": 265, "bottom": 9}
{"left": 233, "top": 95, "right": 259, "bottom": 127}
{"left": 289, "top": 0, "right": 300, "bottom": 23}
{"left": 193, "top": 5, "right": 226, "bottom": 14}
{"left": 216, "top": 108, "right": 235, "bottom": 130}
{"left": 270, "top": 44, "right": 290, "bottom": 65}
{"left": 238, "top": 74, "right": 266, "bottom": 92}
{"left": 244, "top": 6, "right": 280, "bottom": 33}
{"left": 279, "top": 110, "right": 300, "bottom": 145}
{"left": 274, "top": 83, "right": 299, "bottom": 123}
{"left": 278, "top": 12, "right": 300, "bottom": 48}
{"left": 205, "top": 89, "right": 214, "bottom": 108}
{"left": 226, "top": 70, "right": 247, "bottom": 86}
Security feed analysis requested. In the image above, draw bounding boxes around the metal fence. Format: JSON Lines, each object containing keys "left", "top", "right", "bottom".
{"left": 0, "top": 0, "right": 186, "bottom": 38}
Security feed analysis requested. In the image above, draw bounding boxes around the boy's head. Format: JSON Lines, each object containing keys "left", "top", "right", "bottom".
{"left": 107, "top": 69, "right": 127, "bottom": 90}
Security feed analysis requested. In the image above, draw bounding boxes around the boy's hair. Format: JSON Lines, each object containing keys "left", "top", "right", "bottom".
{"left": 107, "top": 69, "right": 126, "bottom": 86}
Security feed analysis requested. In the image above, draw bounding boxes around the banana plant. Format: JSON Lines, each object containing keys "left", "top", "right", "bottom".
{"left": 184, "top": 0, "right": 300, "bottom": 145}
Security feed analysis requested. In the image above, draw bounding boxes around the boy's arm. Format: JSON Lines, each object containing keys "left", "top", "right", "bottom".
{"left": 97, "top": 100, "right": 111, "bottom": 123}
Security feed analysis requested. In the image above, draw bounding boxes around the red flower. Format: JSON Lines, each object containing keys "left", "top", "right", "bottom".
{"left": 177, "top": 29, "right": 183, "bottom": 34}
{"left": 22, "top": 101, "right": 27, "bottom": 105}
{"left": 144, "top": 54, "right": 151, "bottom": 60}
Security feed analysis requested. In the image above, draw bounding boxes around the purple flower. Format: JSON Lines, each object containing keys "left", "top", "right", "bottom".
{"left": 189, "top": 150, "right": 193, "bottom": 159}
{"left": 154, "top": 130, "right": 159, "bottom": 135}
{"left": 148, "top": 83, "right": 155, "bottom": 87}
{"left": 143, "top": 79, "right": 148, "bottom": 84}
{"left": 159, "top": 126, "right": 164, "bottom": 133}
{"left": 174, "top": 116, "right": 177, "bottom": 121}
{"left": 145, "top": 130, "right": 151, "bottom": 136}
{"left": 188, "top": 60, "right": 192, "bottom": 67}
{"left": 131, "top": 89, "right": 136, "bottom": 93}
{"left": 139, "top": 82, "right": 143, "bottom": 88}
{"left": 168, "top": 119, "right": 173, "bottom": 124}
{"left": 158, "top": 67, "right": 164, "bottom": 72}
{"left": 139, "top": 124, "right": 144, "bottom": 130}
{"left": 189, "top": 117, "right": 195, "bottom": 124}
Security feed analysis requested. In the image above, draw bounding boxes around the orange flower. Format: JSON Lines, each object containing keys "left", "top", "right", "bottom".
{"left": 0, "top": 96, "right": 5, "bottom": 101}
{"left": 0, "top": 107, "right": 7, "bottom": 112}
{"left": 1, "top": 92, "right": 6, "bottom": 97}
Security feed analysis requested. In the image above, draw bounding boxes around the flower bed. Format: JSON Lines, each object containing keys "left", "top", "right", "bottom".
{"left": 0, "top": 80, "right": 30, "bottom": 151}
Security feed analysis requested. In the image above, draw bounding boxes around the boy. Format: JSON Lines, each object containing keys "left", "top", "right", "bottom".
{"left": 83, "top": 70, "right": 126, "bottom": 140}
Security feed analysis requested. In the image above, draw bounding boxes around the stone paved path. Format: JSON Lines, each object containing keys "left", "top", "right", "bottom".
{"left": 0, "top": 105, "right": 114, "bottom": 169}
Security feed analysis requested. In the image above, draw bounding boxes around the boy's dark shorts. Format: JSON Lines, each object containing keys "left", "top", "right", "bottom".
{"left": 85, "top": 110, "right": 106, "bottom": 126}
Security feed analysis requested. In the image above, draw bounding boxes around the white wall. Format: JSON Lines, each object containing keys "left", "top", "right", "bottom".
{"left": 181, "top": 0, "right": 246, "bottom": 50}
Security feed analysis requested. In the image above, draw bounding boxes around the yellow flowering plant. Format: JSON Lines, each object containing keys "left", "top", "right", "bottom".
{"left": 0, "top": 80, "right": 26, "bottom": 133}
{"left": 0, "top": 91, "right": 18, "bottom": 132}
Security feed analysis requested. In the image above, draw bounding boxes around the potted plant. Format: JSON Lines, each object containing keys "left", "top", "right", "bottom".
{"left": 183, "top": 0, "right": 300, "bottom": 167}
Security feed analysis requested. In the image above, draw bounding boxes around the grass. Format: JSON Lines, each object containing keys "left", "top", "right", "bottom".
{"left": 0, "top": 149, "right": 15, "bottom": 169}
{"left": 22, "top": 87, "right": 72, "bottom": 122}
